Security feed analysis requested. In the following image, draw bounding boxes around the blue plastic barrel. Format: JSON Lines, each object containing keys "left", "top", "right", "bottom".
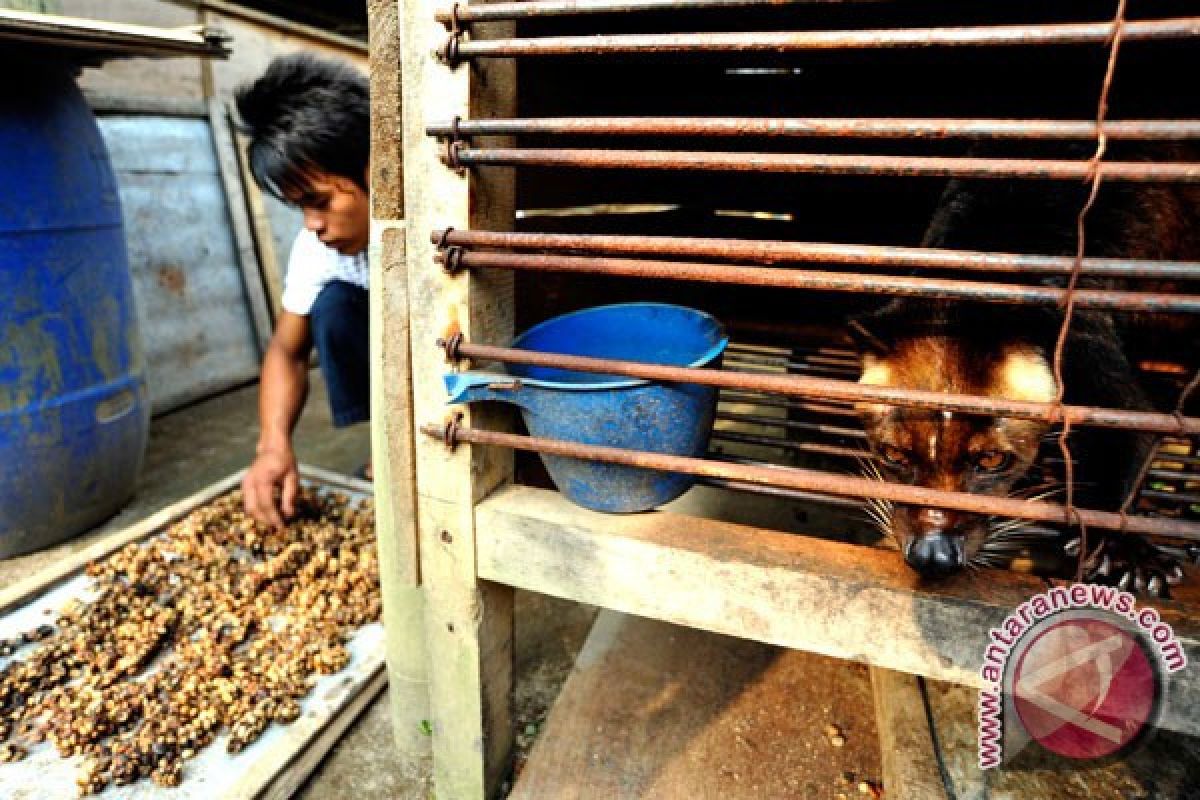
{"left": 0, "top": 62, "right": 149, "bottom": 557}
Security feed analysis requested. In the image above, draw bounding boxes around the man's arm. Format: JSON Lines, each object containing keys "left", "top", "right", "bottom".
{"left": 242, "top": 311, "right": 313, "bottom": 528}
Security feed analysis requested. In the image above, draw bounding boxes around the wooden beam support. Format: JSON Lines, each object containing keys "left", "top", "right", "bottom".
{"left": 869, "top": 668, "right": 948, "bottom": 800}
{"left": 368, "top": 0, "right": 430, "bottom": 777}
{"left": 401, "top": 0, "right": 518, "bottom": 795}
{"left": 475, "top": 485, "right": 1200, "bottom": 736}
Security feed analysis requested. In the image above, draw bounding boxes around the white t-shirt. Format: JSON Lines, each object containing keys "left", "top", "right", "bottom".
{"left": 280, "top": 229, "right": 369, "bottom": 316}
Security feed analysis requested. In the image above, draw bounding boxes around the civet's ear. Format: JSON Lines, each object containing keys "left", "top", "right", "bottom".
{"left": 848, "top": 298, "right": 947, "bottom": 359}
{"left": 846, "top": 318, "right": 891, "bottom": 358}
{"left": 847, "top": 299, "right": 909, "bottom": 357}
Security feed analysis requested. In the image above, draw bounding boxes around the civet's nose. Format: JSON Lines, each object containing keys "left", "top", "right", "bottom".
{"left": 905, "top": 533, "right": 965, "bottom": 578}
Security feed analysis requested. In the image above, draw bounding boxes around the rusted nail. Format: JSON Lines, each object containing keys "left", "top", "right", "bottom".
{"left": 442, "top": 245, "right": 466, "bottom": 274}
{"left": 437, "top": 331, "right": 465, "bottom": 362}
{"left": 442, "top": 412, "right": 464, "bottom": 450}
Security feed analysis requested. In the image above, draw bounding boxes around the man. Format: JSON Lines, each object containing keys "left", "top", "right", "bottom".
{"left": 235, "top": 53, "right": 370, "bottom": 528}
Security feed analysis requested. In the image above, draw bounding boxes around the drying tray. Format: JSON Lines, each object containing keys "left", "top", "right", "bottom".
{"left": 0, "top": 465, "right": 385, "bottom": 800}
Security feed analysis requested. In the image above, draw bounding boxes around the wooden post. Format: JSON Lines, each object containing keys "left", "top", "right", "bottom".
{"left": 870, "top": 668, "right": 949, "bottom": 800}
{"left": 401, "top": 0, "right": 518, "bottom": 795}
{"left": 367, "top": 0, "right": 432, "bottom": 780}
{"left": 228, "top": 105, "right": 283, "bottom": 323}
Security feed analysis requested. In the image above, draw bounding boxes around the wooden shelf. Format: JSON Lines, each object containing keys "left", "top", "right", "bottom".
{"left": 0, "top": 9, "right": 230, "bottom": 61}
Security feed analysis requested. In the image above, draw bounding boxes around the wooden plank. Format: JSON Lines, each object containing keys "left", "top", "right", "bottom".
{"left": 368, "top": 0, "right": 403, "bottom": 221}
{"left": 367, "top": 224, "right": 418, "bottom": 589}
{"left": 400, "top": 0, "right": 518, "bottom": 795}
{"left": 0, "top": 8, "right": 228, "bottom": 57}
{"left": 167, "top": 0, "right": 368, "bottom": 54}
{"left": 869, "top": 668, "right": 948, "bottom": 800}
{"left": 476, "top": 485, "right": 1036, "bottom": 688}
{"left": 511, "top": 611, "right": 882, "bottom": 799}
{"left": 208, "top": 96, "right": 273, "bottom": 355}
{"left": 367, "top": 221, "right": 432, "bottom": 759}
{"left": 475, "top": 485, "right": 1200, "bottom": 737}
{"left": 226, "top": 102, "right": 283, "bottom": 321}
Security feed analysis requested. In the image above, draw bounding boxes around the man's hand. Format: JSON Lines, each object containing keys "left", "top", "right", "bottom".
{"left": 243, "top": 447, "right": 300, "bottom": 530}
{"left": 246, "top": 312, "right": 312, "bottom": 531}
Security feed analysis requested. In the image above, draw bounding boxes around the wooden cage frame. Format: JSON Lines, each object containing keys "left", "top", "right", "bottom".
{"left": 367, "top": 2, "right": 1200, "bottom": 797}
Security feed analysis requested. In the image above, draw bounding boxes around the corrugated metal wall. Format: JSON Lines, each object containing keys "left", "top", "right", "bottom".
{"left": 98, "top": 115, "right": 268, "bottom": 413}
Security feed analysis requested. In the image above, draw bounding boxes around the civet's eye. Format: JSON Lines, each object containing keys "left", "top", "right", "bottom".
{"left": 975, "top": 451, "right": 1013, "bottom": 473}
{"left": 880, "top": 445, "right": 910, "bottom": 468}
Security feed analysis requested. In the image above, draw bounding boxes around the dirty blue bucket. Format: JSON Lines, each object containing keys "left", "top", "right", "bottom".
{"left": 445, "top": 303, "right": 728, "bottom": 512}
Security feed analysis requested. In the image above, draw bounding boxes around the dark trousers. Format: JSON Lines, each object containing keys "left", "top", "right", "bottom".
{"left": 309, "top": 280, "right": 370, "bottom": 427}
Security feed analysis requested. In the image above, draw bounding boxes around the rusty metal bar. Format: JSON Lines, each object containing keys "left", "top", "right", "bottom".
{"left": 420, "top": 422, "right": 1200, "bottom": 540}
{"left": 716, "top": 410, "right": 867, "bottom": 439}
{"left": 449, "top": 147, "right": 1200, "bottom": 182}
{"left": 428, "top": 117, "right": 1200, "bottom": 141}
{"left": 724, "top": 345, "right": 859, "bottom": 369}
{"left": 698, "top": 475, "right": 867, "bottom": 510}
{"left": 436, "top": 250, "right": 1200, "bottom": 313}
{"left": 712, "top": 430, "right": 867, "bottom": 460}
{"left": 707, "top": 457, "right": 1069, "bottom": 534}
{"left": 719, "top": 391, "right": 859, "bottom": 418}
{"left": 441, "top": 338, "right": 1200, "bottom": 435}
{"left": 724, "top": 351, "right": 860, "bottom": 375}
{"left": 732, "top": 341, "right": 855, "bottom": 357}
{"left": 436, "top": 0, "right": 890, "bottom": 25}
{"left": 724, "top": 357, "right": 860, "bottom": 378}
{"left": 432, "top": 229, "right": 1200, "bottom": 280}
{"left": 449, "top": 18, "right": 1200, "bottom": 59}
{"left": 1143, "top": 489, "right": 1200, "bottom": 505}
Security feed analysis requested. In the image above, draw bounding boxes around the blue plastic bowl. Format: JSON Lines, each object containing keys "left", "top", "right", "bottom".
{"left": 445, "top": 303, "right": 727, "bottom": 512}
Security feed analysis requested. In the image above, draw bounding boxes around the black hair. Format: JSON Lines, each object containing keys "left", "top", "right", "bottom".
{"left": 234, "top": 53, "right": 369, "bottom": 203}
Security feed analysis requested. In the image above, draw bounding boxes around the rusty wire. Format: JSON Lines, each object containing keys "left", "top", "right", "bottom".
{"left": 449, "top": 17, "right": 1200, "bottom": 58}
{"left": 448, "top": 147, "right": 1200, "bottom": 182}
{"left": 440, "top": 338, "right": 1200, "bottom": 436}
{"left": 427, "top": 117, "right": 1200, "bottom": 141}
{"left": 420, "top": 422, "right": 1200, "bottom": 540}
{"left": 435, "top": 249, "right": 1200, "bottom": 312}
{"left": 432, "top": 229, "right": 1200, "bottom": 280}
{"left": 1053, "top": 0, "right": 1126, "bottom": 582}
